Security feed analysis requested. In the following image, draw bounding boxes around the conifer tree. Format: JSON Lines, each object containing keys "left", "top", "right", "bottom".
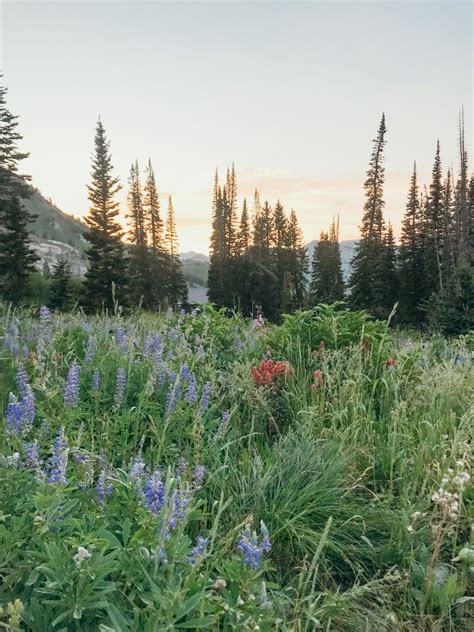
{"left": 143, "top": 159, "right": 166, "bottom": 307}
{"left": 127, "top": 160, "right": 151, "bottom": 307}
{"left": 225, "top": 164, "right": 239, "bottom": 257}
{"left": 286, "top": 209, "right": 308, "bottom": 307}
{"left": 143, "top": 159, "right": 163, "bottom": 250}
{"left": 251, "top": 189, "right": 261, "bottom": 246}
{"left": 441, "top": 170, "right": 455, "bottom": 284}
{"left": 379, "top": 222, "right": 399, "bottom": 314}
{"left": 310, "top": 217, "right": 344, "bottom": 305}
{"left": 164, "top": 196, "right": 187, "bottom": 306}
{"left": 454, "top": 110, "right": 470, "bottom": 263}
{"left": 349, "top": 114, "right": 388, "bottom": 318}
{"left": 127, "top": 161, "right": 146, "bottom": 247}
{"left": 49, "top": 259, "right": 75, "bottom": 311}
{"left": 273, "top": 200, "right": 290, "bottom": 298}
{"left": 238, "top": 198, "right": 251, "bottom": 255}
{"left": 399, "top": 162, "right": 425, "bottom": 323}
{"left": 254, "top": 201, "right": 274, "bottom": 252}
{"left": 208, "top": 170, "right": 227, "bottom": 306}
{"left": 83, "top": 119, "right": 128, "bottom": 312}
{"left": 0, "top": 73, "right": 38, "bottom": 304}
{"left": 423, "top": 140, "right": 444, "bottom": 296}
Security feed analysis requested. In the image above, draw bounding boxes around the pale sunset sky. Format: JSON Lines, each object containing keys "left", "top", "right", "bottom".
{"left": 0, "top": 0, "right": 472, "bottom": 252}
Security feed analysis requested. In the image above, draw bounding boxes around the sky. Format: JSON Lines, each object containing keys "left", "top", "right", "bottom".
{"left": 0, "top": 0, "right": 472, "bottom": 252}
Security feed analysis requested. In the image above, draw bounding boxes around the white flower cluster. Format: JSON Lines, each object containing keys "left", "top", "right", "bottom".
{"left": 431, "top": 458, "right": 470, "bottom": 523}
{"left": 407, "top": 510, "right": 426, "bottom": 534}
{"left": 73, "top": 546, "right": 92, "bottom": 568}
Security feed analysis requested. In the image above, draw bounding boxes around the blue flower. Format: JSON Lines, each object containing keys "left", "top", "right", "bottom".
{"left": 21, "top": 386, "right": 35, "bottom": 431}
{"left": 142, "top": 469, "right": 165, "bottom": 514}
{"left": 185, "top": 374, "right": 198, "bottom": 404}
{"left": 48, "top": 428, "right": 69, "bottom": 485}
{"left": 5, "top": 386, "right": 35, "bottom": 436}
{"left": 129, "top": 455, "right": 147, "bottom": 484}
{"left": 84, "top": 336, "right": 96, "bottom": 365}
{"left": 187, "top": 535, "right": 209, "bottom": 565}
{"left": 96, "top": 470, "right": 113, "bottom": 504}
{"left": 180, "top": 363, "right": 191, "bottom": 383}
{"left": 24, "top": 440, "right": 44, "bottom": 480}
{"left": 216, "top": 410, "right": 231, "bottom": 437}
{"left": 39, "top": 305, "right": 51, "bottom": 323}
{"left": 91, "top": 368, "right": 101, "bottom": 391}
{"left": 115, "top": 326, "right": 127, "bottom": 352}
{"left": 6, "top": 394, "right": 22, "bottom": 435}
{"left": 16, "top": 366, "right": 29, "bottom": 397}
{"left": 64, "top": 362, "right": 80, "bottom": 407}
{"left": 166, "top": 376, "right": 182, "bottom": 417}
{"left": 192, "top": 465, "right": 206, "bottom": 489}
{"left": 175, "top": 457, "right": 187, "bottom": 481}
{"left": 200, "top": 383, "right": 212, "bottom": 413}
{"left": 237, "top": 522, "right": 271, "bottom": 570}
{"left": 114, "top": 368, "right": 127, "bottom": 406}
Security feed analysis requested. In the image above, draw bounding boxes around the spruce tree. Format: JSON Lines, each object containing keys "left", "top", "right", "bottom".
{"left": 286, "top": 209, "right": 308, "bottom": 307}
{"left": 225, "top": 164, "right": 239, "bottom": 257}
{"left": 379, "top": 222, "right": 399, "bottom": 315}
{"left": 143, "top": 159, "right": 163, "bottom": 249}
{"left": 399, "top": 162, "right": 425, "bottom": 324}
{"left": 454, "top": 110, "right": 470, "bottom": 264}
{"left": 0, "top": 73, "right": 38, "bottom": 304}
{"left": 127, "top": 161, "right": 146, "bottom": 247}
{"left": 143, "top": 159, "right": 166, "bottom": 307}
{"left": 349, "top": 114, "right": 389, "bottom": 318}
{"left": 83, "top": 119, "right": 128, "bottom": 312}
{"left": 164, "top": 196, "right": 187, "bottom": 306}
{"left": 310, "top": 217, "right": 344, "bottom": 305}
{"left": 49, "top": 259, "right": 75, "bottom": 311}
{"left": 208, "top": 170, "right": 226, "bottom": 306}
{"left": 127, "top": 160, "right": 151, "bottom": 307}
{"left": 238, "top": 198, "right": 251, "bottom": 255}
{"left": 424, "top": 140, "right": 444, "bottom": 296}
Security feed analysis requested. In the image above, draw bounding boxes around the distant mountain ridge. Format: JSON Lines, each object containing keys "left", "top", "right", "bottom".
{"left": 22, "top": 186, "right": 210, "bottom": 285}
{"left": 22, "top": 185, "right": 357, "bottom": 289}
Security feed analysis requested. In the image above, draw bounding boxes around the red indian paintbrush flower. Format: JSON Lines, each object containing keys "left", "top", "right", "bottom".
{"left": 312, "top": 369, "right": 324, "bottom": 385}
{"left": 252, "top": 359, "right": 292, "bottom": 387}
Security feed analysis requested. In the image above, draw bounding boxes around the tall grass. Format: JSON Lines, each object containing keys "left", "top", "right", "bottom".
{"left": 0, "top": 303, "right": 472, "bottom": 630}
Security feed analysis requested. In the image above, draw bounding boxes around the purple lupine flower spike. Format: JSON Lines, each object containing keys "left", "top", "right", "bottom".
{"left": 48, "top": 428, "right": 69, "bottom": 485}
{"left": 64, "top": 362, "right": 80, "bottom": 407}
{"left": 192, "top": 465, "right": 206, "bottom": 489}
{"left": 114, "top": 368, "right": 127, "bottom": 406}
{"left": 91, "top": 368, "right": 101, "bottom": 391}
{"left": 200, "top": 383, "right": 211, "bottom": 413}
{"left": 187, "top": 536, "right": 209, "bottom": 565}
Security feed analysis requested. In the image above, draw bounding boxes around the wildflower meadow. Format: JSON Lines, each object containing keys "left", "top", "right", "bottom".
{"left": 0, "top": 304, "right": 472, "bottom": 631}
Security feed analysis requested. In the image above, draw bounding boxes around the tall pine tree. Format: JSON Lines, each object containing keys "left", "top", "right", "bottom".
{"left": 310, "top": 217, "right": 344, "bottom": 305}
{"left": 399, "top": 162, "right": 425, "bottom": 323}
{"left": 143, "top": 159, "right": 166, "bottom": 307}
{"left": 83, "top": 119, "right": 128, "bottom": 312}
{"left": 0, "top": 73, "right": 38, "bottom": 304}
{"left": 349, "top": 114, "right": 389, "bottom": 318}
{"left": 164, "top": 196, "right": 187, "bottom": 306}
{"left": 422, "top": 140, "right": 445, "bottom": 298}
{"left": 127, "top": 160, "right": 152, "bottom": 307}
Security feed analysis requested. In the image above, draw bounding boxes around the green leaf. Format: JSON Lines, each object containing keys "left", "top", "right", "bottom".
{"left": 122, "top": 518, "right": 131, "bottom": 546}
{"left": 175, "top": 592, "right": 201, "bottom": 620}
{"left": 175, "top": 616, "right": 216, "bottom": 628}
{"left": 106, "top": 603, "right": 131, "bottom": 631}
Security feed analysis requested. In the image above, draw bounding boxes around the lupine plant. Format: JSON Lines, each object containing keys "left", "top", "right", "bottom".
{"left": 0, "top": 303, "right": 472, "bottom": 630}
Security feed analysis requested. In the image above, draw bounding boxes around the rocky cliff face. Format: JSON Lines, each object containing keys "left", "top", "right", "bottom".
{"left": 31, "top": 236, "right": 88, "bottom": 276}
